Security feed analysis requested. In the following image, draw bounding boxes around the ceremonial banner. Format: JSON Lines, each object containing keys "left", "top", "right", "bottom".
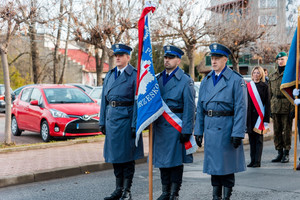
{"left": 135, "top": 2, "right": 197, "bottom": 155}
{"left": 280, "top": 9, "right": 300, "bottom": 170}
{"left": 135, "top": 4, "right": 163, "bottom": 146}
{"left": 280, "top": 28, "right": 299, "bottom": 103}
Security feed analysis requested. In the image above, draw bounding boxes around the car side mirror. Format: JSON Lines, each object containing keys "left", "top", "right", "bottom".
{"left": 30, "top": 100, "right": 39, "bottom": 106}
{"left": 93, "top": 99, "right": 98, "bottom": 103}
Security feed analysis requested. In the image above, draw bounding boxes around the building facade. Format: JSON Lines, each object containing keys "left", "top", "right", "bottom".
{"left": 205, "top": 0, "right": 297, "bottom": 75}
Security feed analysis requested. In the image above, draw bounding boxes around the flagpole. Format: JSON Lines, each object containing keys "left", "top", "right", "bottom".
{"left": 294, "top": 6, "right": 300, "bottom": 171}
{"left": 149, "top": 124, "right": 153, "bottom": 200}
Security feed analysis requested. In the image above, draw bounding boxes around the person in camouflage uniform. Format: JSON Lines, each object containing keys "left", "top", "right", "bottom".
{"left": 269, "top": 52, "right": 294, "bottom": 163}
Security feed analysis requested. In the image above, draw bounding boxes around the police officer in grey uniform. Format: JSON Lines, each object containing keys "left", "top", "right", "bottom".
{"left": 153, "top": 45, "right": 195, "bottom": 200}
{"left": 194, "top": 43, "right": 247, "bottom": 200}
{"left": 99, "top": 44, "right": 144, "bottom": 200}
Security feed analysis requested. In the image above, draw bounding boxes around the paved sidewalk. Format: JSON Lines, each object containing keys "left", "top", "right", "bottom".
{"left": 0, "top": 130, "right": 276, "bottom": 188}
{"left": 0, "top": 136, "right": 149, "bottom": 188}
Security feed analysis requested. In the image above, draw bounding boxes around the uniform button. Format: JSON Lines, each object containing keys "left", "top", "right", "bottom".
{"left": 218, "top": 128, "right": 221, "bottom": 130}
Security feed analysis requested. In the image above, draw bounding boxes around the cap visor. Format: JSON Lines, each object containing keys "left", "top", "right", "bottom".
{"left": 164, "top": 53, "right": 177, "bottom": 58}
{"left": 114, "top": 52, "right": 128, "bottom": 55}
{"left": 210, "top": 53, "right": 226, "bottom": 57}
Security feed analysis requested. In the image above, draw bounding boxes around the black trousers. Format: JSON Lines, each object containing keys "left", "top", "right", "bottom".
{"left": 159, "top": 165, "right": 184, "bottom": 185}
{"left": 113, "top": 161, "right": 135, "bottom": 180}
{"left": 248, "top": 131, "right": 263, "bottom": 164}
{"left": 211, "top": 174, "right": 235, "bottom": 187}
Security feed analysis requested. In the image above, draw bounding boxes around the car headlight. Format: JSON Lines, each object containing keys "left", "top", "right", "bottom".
{"left": 50, "top": 109, "right": 69, "bottom": 118}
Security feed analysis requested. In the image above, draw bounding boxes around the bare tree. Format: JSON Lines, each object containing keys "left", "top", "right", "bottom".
{"left": 0, "top": 1, "right": 30, "bottom": 144}
{"left": 58, "top": 0, "right": 73, "bottom": 84}
{"left": 205, "top": 1, "right": 267, "bottom": 72}
{"left": 52, "top": 0, "right": 65, "bottom": 84}
{"left": 16, "top": 0, "right": 48, "bottom": 84}
{"left": 152, "top": 0, "right": 210, "bottom": 79}
{"left": 72, "top": 0, "right": 140, "bottom": 85}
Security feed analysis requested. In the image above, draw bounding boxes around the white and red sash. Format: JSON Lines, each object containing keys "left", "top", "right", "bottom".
{"left": 162, "top": 101, "right": 198, "bottom": 155}
{"left": 247, "top": 81, "right": 270, "bottom": 134}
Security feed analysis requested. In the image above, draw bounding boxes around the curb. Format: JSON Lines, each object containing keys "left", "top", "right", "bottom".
{"left": 0, "top": 136, "right": 105, "bottom": 154}
{"left": 0, "top": 134, "right": 273, "bottom": 188}
{"left": 0, "top": 157, "right": 148, "bottom": 188}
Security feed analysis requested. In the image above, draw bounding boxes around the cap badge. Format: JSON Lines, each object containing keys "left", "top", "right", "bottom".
{"left": 213, "top": 44, "right": 217, "bottom": 50}
{"left": 116, "top": 44, "right": 119, "bottom": 49}
{"left": 167, "top": 46, "right": 170, "bottom": 51}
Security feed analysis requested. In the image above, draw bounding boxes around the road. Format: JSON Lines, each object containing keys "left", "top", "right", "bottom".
{"left": 0, "top": 140, "right": 300, "bottom": 200}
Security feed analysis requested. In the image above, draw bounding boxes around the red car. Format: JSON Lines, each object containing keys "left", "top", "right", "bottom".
{"left": 11, "top": 84, "right": 101, "bottom": 142}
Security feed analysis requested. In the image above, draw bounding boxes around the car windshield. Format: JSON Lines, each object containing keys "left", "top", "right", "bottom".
{"left": 44, "top": 88, "right": 94, "bottom": 104}
{"left": 89, "top": 87, "right": 102, "bottom": 99}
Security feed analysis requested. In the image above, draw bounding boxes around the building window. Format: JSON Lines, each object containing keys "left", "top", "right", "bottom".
{"left": 260, "top": 0, "right": 277, "bottom": 8}
{"left": 259, "top": 15, "right": 277, "bottom": 25}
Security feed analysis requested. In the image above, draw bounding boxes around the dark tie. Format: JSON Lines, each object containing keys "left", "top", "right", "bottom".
{"left": 166, "top": 74, "right": 169, "bottom": 78}
{"left": 215, "top": 75, "right": 218, "bottom": 80}
{"left": 117, "top": 70, "right": 121, "bottom": 77}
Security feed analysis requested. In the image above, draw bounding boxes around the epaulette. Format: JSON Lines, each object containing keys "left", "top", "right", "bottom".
{"left": 233, "top": 70, "right": 243, "bottom": 78}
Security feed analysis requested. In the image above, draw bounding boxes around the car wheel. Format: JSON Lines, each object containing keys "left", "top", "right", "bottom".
{"left": 11, "top": 116, "right": 22, "bottom": 136}
{"left": 40, "top": 120, "right": 52, "bottom": 142}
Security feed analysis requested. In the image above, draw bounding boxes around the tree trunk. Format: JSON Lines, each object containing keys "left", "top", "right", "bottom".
{"left": 29, "top": 21, "right": 41, "bottom": 84}
{"left": 0, "top": 49, "right": 12, "bottom": 144}
{"left": 59, "top": 0, "right": 73, "bottom": 84}
{"left": 95, "top": 48, "right": 105, "bottom": 86}
{"left": 232, "top": 56, "right": 239, "bottom": 73}
{"left": 53, "top": 0, "right": 64, "bottom": 83}
{"left": 108, "top": 52, "right": 114, "bottom": 71}
{"left": 186, "top": 47, "right": 195, "bottom": 80}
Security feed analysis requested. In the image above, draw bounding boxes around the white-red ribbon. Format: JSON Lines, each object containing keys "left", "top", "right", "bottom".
{"left": 162, "top": 101, "right": 197, "bottom": 155}
{"left": 247, "top": 81, "right": 270, "bottom": 134}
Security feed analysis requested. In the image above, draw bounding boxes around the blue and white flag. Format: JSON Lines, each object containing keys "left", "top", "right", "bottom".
{"left": 135, "top": 5, "right": 163, "bottom": 146}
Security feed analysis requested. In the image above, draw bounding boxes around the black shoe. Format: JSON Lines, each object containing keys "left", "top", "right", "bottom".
{"left": 104, "top": 178, "right": 123, "bottom": 200}
{"left": 252, "top": 163, "right": 261, "bottom": 168}
{"left": 212, "top": 186, "right": 222, "bottom": 200}
{"left": 272, "top": 149, "right": 283, "bottom": 162}
{"left": 157, "top": 184, "right": 171, "bottom": 200}
{"left": 169, "top": 183, "right": 181, "bottom": 200}
{"left": 281, "top": 150, "right": 289, "bottom": 163}
{"left": 223, "top": 187, "right": 232, "bottom": 200}
{"left": 247, "top": 162, "right": 254, "bottom": 167}
{"left": 120, "top": 179, "right": 132, "bottom": 200}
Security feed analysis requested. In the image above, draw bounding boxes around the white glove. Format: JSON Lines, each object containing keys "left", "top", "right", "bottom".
{"left": 294, "top": 99, "right": 300, "bottom": 105}
{"left": 293, "top": 88, "right": 299, "bottom": 97}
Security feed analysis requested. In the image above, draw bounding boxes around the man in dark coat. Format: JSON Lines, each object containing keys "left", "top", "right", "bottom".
{"left": 269, "top": 52, "right": 294, "bottom": 163}
{"left": 99, "top": 44, "right": 144, "bottom": 200}
{"left": 194, "top": 43, "right": 247, "bottom": 200}
{"left": 153, "top": 45, "right": 195, "bottom": 200}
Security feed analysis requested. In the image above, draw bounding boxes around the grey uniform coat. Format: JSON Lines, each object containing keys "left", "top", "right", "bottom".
{"left": 153, "top": 67, "right": 195, "bottom": 168}
{"left": 194, "top": 67, "right": 247, "bottom": 175}
{"left": 99, "top": 64, "right": 144, "bottom": 163}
